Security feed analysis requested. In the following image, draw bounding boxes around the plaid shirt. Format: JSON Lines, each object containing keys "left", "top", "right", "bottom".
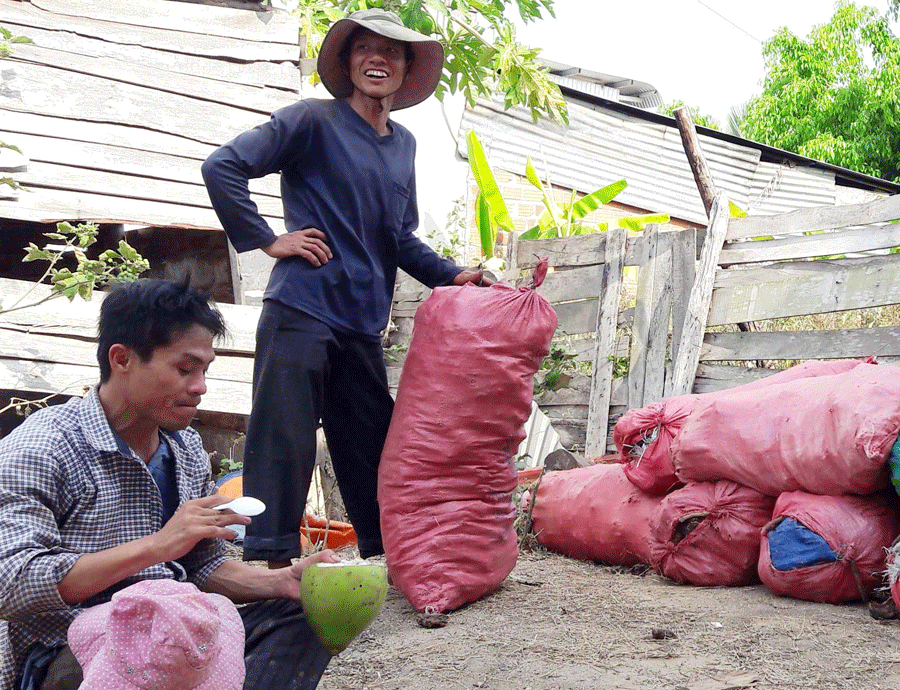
{"left": 0, "top": 387, "right": 228, "bottom": 684}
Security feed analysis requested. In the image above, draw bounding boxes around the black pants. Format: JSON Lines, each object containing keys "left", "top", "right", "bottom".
{"left": 242, "top": 300, "right": 392, "bottom": 561}
{"left": 33, "top": 599, "right": 330, "bottom": 690}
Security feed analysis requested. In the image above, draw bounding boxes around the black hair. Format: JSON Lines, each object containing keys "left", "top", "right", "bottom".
{"left": 340, "top": 25, "right": 415, "bottom": 69}
{"left": 97, "top": 278, "right": 227, "bottom": 383}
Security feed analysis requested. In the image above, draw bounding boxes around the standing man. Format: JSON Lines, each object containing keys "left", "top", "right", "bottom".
{"left": 202, "top": 9, "right": 489, "bottom": 569}
{"left": 0, "top": 279, "right": 339, "bottom": 690}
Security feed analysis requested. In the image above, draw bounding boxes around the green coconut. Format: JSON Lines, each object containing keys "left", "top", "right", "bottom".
{"left": 301, "top": 560, "right": 388, "bottom": 655}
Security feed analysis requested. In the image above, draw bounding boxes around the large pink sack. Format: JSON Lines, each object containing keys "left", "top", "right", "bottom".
{"left": 379, "top": 274, "right": 557, "bottom": 613}
{"left": 649, "top": 480, "right": 775, "bottom": 586}
{"left": 614, "top": 359, "right": 872, "bottom": 495}
{"left": 530, "top": 463, "right": 662, "bottom": 566}
{"left": 759, "top": 491, "right": 900, "bottom": 603}
{"left": 672, "top": 363, "right": 898, "bottom": 496}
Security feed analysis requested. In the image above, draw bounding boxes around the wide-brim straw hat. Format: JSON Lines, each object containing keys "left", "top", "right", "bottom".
{"left": 317, "top": 9, "right": 444, "bottom": 111}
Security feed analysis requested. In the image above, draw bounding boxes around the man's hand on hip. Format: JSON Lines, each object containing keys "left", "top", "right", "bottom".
{"left": 262, "top": 228, "right": 332, "bottom": 266}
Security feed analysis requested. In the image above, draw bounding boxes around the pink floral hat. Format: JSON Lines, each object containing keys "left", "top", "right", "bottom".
{"left": 68, "top": 580, "right": 245, "bottom": 690}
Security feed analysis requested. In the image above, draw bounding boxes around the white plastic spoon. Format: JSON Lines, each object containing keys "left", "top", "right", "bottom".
{"left": 212, "top": 496, "right": 266, "bottom": 516}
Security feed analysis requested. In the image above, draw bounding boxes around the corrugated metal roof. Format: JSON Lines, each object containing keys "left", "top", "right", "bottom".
{"left": 542, "top": 60, "right": 664, "bottom": 110}
{"left": 748, "top": 162, "right": 836, "bottom": 216}
{"left": 556, "top": 85, "right": 900, "bottom": 196}
{"left": 458, "top": 95, "right": 848, "bottom": 226}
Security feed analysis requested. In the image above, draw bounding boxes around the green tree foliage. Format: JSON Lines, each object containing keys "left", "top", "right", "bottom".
{"left": 288, "top": 0, "right": 568, "bottom": 123}
{"left": 741, "top": 1, "right": 900, "bottom": 181}
{"left": 657, "top": 101, "right": 721, "bottom": 130}
{"left": 1, "top": 222, "right": 150, "bottom": 315}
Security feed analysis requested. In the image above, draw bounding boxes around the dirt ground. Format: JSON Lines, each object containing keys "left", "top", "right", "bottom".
{"left": 317, "top": 547, "right": 900, "bottom": 690}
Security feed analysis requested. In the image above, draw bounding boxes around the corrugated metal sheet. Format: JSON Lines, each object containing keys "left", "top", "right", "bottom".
{"left": 458, "top": 97, "right": 839, "bottom": 226}
{"left": 748, "top": 161, "right": 835, "bottom": 216}
{"left": 543, "top": 61, "right": 664, "bottom": 110}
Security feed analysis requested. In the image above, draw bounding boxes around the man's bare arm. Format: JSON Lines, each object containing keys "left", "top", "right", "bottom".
{"left": 57, "top": 495, "right": 244, "bottom": 604}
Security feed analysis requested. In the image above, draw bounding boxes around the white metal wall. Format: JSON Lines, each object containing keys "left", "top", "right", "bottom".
{"left": 458, "top": 97, "right": 838, "bottom": 226}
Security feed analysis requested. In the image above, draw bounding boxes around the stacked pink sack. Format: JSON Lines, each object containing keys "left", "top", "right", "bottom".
{"left": 531, "top": 359, "right": 900, "bottom": 603}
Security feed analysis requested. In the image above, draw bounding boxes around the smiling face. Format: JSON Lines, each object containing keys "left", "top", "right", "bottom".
{"left": 113, "top": 323, "right": 216, "bottom": 432}
{"left": 345, "top": 28, "right": 409, "bottom": 102}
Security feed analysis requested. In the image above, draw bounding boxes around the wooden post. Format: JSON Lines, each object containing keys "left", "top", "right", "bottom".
{"left": 665, "top": 228, "right": 697, "bottom": 397}
{"left": 226, "top": 241, "right": 244, "bottom": 305}
{"left": 674, "top": 106, "right": 717, "bottom": 217}
{"left": 585, "top": 228, "right": 627, "bottom": 458}
{"left": 670, "top": 194, "right": 729, "bottom": 396}
{"left": 505, "top": 230, "right": 520, "bottom": 284}
{"left": 627, "top": 224, "right": 658, "bottom": 409}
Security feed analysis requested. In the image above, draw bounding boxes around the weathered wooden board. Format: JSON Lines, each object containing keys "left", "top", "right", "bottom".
{"left": 666, "top": 227, "right": 697, "bottom": 395}
{"left": 0, "top": 278, "right": 259, "bottom": 353}
{"left": 0, "top": 277, "right": 258, "bottom": 416}
{"left": 9, "top": 43, "right": 294, "bottom": 116}
{"left": 1, "top": 110, "right": 214, "bottom": 160}
{"left": 627, "top": 226, "right": 673, "bottom": 408}
{"left": 691, "top": 363, "right": 777, "bottom": 394}
{"left": 0, "top": 0, "right": 300, "bottom": 61}
{"left": 552, "top": 299, "right": 599, "bottom": 337}
{"left": 0, "top": 23, "right": 299, "bottom": 91}
{"left": 31, "top": 0, "right": 299, "bottom": 44}
{"left": 726, "top": 193, "right": 900, "bottom": 241}
{"left": 0, "top": 147, "right": 27, "bottom": 173}
{"left": 700, "top": 327, "right": 900, "bottom": 361}
{"left": 0, "top": 186, "right": 231, "bottom": 229}
{"left": 708, "top": 254, "right": 900, "bottom": 326}
{"left": 585, "top": 227, "right": 625, "bottom": 457}
{"left": 515, "top": 232, "right": 643, "bottom": 270}
{"left": 12, "top": 161, "right": 284, "bottom": 219}
{"left": 720, "top": 223, "right": 900, "bottom": 265}
{"left": 1, "top": 61, "right": 270, "bottom": 147}
{"left": 0, "top": 354, "right": 252, "bottom": 417}
{"left": 0, "top": 324, "right": 253, "bottom": 383}
{"left": 670, "top": 194, "right": 729, "bottom": 396}
{"left": 0, "top": 131, "right": 281, "bottom": 200}
{"left": 534, "top": 264, "right": 603, "bottom": 304}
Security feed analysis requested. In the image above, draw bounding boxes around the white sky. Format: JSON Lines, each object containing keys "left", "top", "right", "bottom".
{"left": 304, "top": 0, "right": 894, "bottom": 247}
{"left": 511, "top": 0, "right": 892, "bottom": 126}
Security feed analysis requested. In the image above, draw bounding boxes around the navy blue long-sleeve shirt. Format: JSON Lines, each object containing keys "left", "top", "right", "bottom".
{"left": 202, "top": 98, "right": 461, "bottom": 339}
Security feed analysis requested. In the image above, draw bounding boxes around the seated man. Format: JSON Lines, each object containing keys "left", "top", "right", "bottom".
{"left": 0, "top": 278, "right": 339, "bottom": 690}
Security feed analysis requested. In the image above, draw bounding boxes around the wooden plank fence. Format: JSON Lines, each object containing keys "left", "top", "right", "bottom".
{"left": 0, "top": 0, "right": 298, "bottom": 230}
{"left": 5, "top": 195, "right": 900, "bottom": 463}
{"left": 385, "top": 191, "right": 900, "bottom": 458}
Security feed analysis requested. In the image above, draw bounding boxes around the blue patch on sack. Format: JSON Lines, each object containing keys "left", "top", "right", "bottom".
{"left": 768, "top": 517, "right": 839, "bottom": 571}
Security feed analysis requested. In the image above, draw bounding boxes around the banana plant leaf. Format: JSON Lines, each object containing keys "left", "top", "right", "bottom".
{"left": 475, "top": 192, "right": 493, "bottom": 258}
{"left": 571, "top": 179, "right": 627, "bottom": 219}
{"left": 531, "top": 178, "right": 628, "bottom": 238}
{"left": 466, "top": 132, "right": 515, "bottom": 254}
{"left": 617, "top": 213, "right": 670, "bottom": 231}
